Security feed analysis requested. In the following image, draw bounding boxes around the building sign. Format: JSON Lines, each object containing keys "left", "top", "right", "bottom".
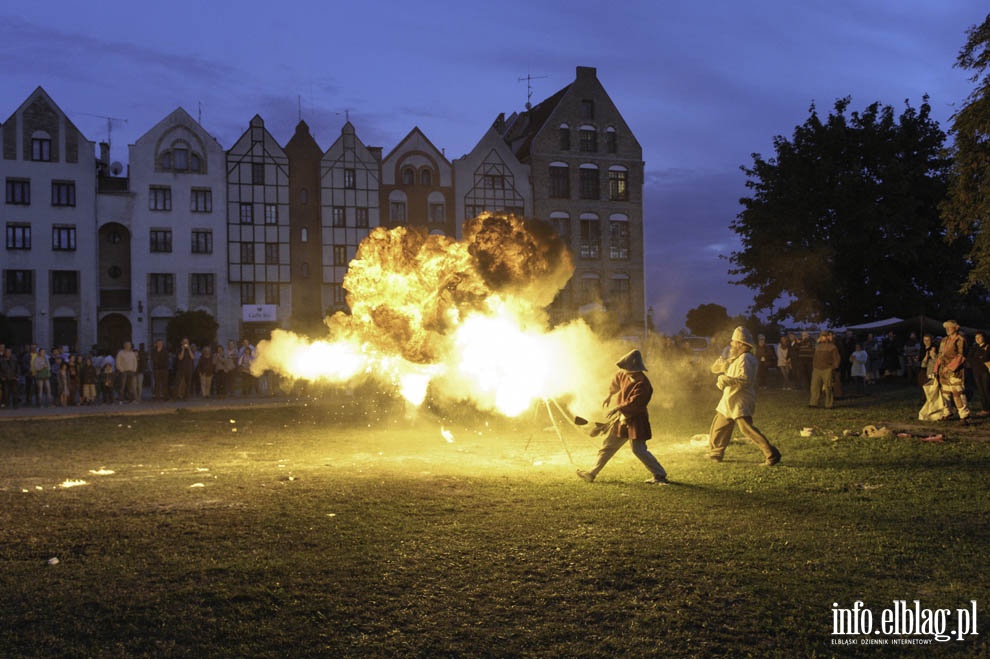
{"left": 242, "top": 304, "right": 277, "bottom": 322}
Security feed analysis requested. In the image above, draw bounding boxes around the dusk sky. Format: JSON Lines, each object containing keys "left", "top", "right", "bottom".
{"left": 2, "top": 1, "right": 985, "bottom": 333}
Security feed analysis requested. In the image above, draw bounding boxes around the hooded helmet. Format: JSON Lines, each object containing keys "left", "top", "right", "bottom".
{"left": 616, "top": 349, "right": 648, "bottom": 372}
{"left": 731, "top": 326, "right": 754, "bottom": 348}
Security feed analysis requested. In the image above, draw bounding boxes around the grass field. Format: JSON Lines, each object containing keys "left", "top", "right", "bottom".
{"left": 1, "top": 382, "right": 987, "bottom": 657}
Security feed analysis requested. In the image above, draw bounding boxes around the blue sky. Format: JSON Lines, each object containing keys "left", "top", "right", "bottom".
{"left": 1, "top": 1, "right": 985, "bottom": 332}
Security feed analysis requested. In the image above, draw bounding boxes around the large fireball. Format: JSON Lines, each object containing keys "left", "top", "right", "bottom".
{"left": 253, "top": 213, "right": 618, "bottom": 416}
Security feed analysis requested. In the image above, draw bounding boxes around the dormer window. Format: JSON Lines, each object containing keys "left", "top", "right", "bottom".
{"left": 158, "top": 140, "right": 204, "bottom": 173}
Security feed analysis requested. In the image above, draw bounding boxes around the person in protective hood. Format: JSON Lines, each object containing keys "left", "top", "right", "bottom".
{"left": 707, "top": 327, "right": 781, "bottom": 466}
{"left": 577, "top": 349, "right": 669, "bottom": 485}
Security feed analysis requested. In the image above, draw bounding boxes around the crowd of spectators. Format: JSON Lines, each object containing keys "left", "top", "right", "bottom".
{"left": 0, "top": 337, "right": 280, "bottom": 410}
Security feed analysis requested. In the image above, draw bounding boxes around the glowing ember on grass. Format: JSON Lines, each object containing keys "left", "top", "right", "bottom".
{"left": 60, "top": 479, "right": 88, "bottom": 488}
{"left": 253, "top": 213, "right": 622, "bottom": 419}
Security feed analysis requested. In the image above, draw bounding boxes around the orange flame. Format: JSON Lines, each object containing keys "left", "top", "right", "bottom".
{"left": 254, "top": 213, "right": 617, "bottom": 417}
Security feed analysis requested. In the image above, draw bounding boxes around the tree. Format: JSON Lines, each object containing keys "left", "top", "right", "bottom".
{"left": 166, "top": 310, "right": 218, "bottom": 349}
{"left": 941, "top": 14, "right": 990, "bottom": 289}
{"left": 685, "top": 303, "right": 731, "bottom": 337}
{"left": 730, "top": 97, "right": 982, "bottom": 326}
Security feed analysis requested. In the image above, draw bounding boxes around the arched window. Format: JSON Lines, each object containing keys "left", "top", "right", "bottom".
{"left": 401, "top": 167, "right": 415, "bottom": 185}
{"left": 559, "top": 123, "right": 571, "bottom": 150}
{"left": 605, "top": 126, "right": 617, "bottom": 153}
{"left": 420, "top": 169, "right": 433, "bottom": 186}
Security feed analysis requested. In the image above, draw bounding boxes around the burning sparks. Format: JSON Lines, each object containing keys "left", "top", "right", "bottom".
{"left": 253, "top": 213, "right": 620, "bottom": 418}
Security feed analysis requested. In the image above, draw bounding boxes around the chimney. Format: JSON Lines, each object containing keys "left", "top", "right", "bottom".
{"left": 576, "top": 66, "right": 597, "bottom": 80}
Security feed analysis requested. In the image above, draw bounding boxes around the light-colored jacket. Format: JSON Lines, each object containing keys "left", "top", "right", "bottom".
{"left": 716, "top": 351, "right": 758, "bottom": 419}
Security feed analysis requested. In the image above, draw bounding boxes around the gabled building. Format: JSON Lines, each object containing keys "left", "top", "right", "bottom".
{"left": 320, "top": 121, "right": 382, "bottom": 315}
{"left": 284, "top": 120, "right": 324, "bottom": 333}
{"left": 226, "top": 115, "right": 290, "bottom": 343}
{"left": 452, "top": 120, "right": 531, "bottom": 237}
{"left": 501, "top": 66, "right": 645, "bottom": 334}
{"left": 380, "top": 127, "right": 454, "bottom": 236}
{"left": 1, "top": 87, "right": 98, "bottom": 351}
{"left": 124, "top": 107, "right": 231, "bottom": 349}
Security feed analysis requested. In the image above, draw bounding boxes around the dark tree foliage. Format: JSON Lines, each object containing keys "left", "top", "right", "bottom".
{"left": 942, "top": 14, "right": 990, "bottom": 289}
{"left": 685, "top": 303, "right": 732, "bottom": 337}
{"left": 730, "top": 97, "right": 982, "bottom": 326}
{"left": 166, "top": 310, "right": 218, "bottom": 350}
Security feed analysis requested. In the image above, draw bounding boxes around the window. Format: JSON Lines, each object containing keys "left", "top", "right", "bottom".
{"left": 173, "top": 148, "right": 188, "bottom": 171}
{"left": 150, "top": 229, "right": 172, "bottom": 253}
{"left": 51, "top": 270, "right": 79, "bottom": 295}
{"left": 356, "top": 207, "right": 369, "bottom": 228}
{"left": 333, "top": 245, "right": 347, "bottom": 266}
{"left": 331, "top": 283, "right": 345, "bottom": 306}
{"left": 401, "top": 167, "right": 415, "bottom": 185}
{"left": 344, "top": 169, "right": 356, "bottom": 189}
{"left": 265, "top": 204, "right": 278, "bottom": 224}
{"left": 609, "top": 168, "right": 629, "bottom": 201}
{"left": 191, "top": 230, "right": 213, "bottom": 254}
{"left": 6, "top": 179, "right": 30, "bottom": 205}
{"left": 240, "top": 242, "right": 255, "bottom": 264}
{"left": 6, "top": 224, "right": 31, "bottom": 250}
{"left": 52, "top": 225, "right": 76, "bottom": 251}
{"left": 579, "top": 276, "right": 602, "bottom": 305}
{"left": 190, "top": 273, "right": 215, "bottom": 296}
{"left": 148, "top": 273, "right": 175, "bottom": 296}
{"left": 579, "top": 217, "right": 601, "bottom": 259}
{"left": 579, "top": 127, "right": 597, "bottom": 153}
{"left": 549, "top": 213, "right": 571, "bottom": 245}
{"left": 579, "top": 167, "right": 600, "bottom": 200}
{"left": 606, "top": 127, "right": 617, "bottom": 153}
{"left": 549, "top": 165, "right": 569, "bottom": 198}
{"left": 51, "top": 181, "right": 75, "bottom": 207}
{"left": 265, "top": 283, "right": 280, "bottom": 305}
{"left": 390, "top": 201, "right": 406, "bottom": 223}
{"left": 149, "top": 186, "right": 172, "bottom": 211}
{"left": 420, "top": 169, "right": 432, "bottom": 186}
{"left": 300, "top": 188, "right": 308, "bottom": 204}
{"left": 485, "top": 174, "right": 505, "bottom": 189}
{"left": 240, "top": 203, "right": 253, "bottom": 224}
{"left": 429, "top": 203, "right": 445, "bottom": 224}
{"left": 5, "top": 269, "right": 32, "bottom": 294}
{"left": 300, "top": 227, "right": 308, "bottom": 243}
{"left": 332, "top": 206, "right": 346, "bottom": 227}
{"left": 559, "top": 124, "right": 571, "bottom": 150}
{"left": 609, "top": 216, "right": 630, "bottom": 259}
{"left": 580, "top": 99, "right": 595, "bottom": 120}
{"left": 252, "top": 162, "right": 265, "bottom": 185}
{"left": 609, "top": 277, "right": 631, "bottom": 312}
{"left": 191, "top": 188, "right": 213, "bottom": 212}
{"left": 265, "top": 243, "right": 280, "bottom": 264}
{"left": 32, "top": 137, "right": 51, "bottom": 162}
{"left": 240, "top": 282, "right": 255, "bottom": 305}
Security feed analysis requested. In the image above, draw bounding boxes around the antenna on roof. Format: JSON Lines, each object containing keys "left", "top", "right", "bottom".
{"left": 518, "top": 71, "right": 548, "bottom": 110}
{"left": 75, "top": 112, "right": 128, "bottom": 156}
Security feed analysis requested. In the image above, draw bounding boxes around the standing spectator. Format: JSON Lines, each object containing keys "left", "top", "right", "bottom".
{"left": 935, "top": 320, "right": 971, "bottom": 423}
{"left": 0, "top": 347, "right": 19, "bottom": 408}
{"left": 21, "top": 344, "right": 37, "bottom": 407}
{"left": 882, "top": 330, "right": 901, "bottom": 378}
{"left": 57, "top": 359, "right": 70, "bottom": 407}
{"left": 903, "top": 332, "right": 922, "bottom": 385}
{"left": 776, "top": 335, "right": 793, "bottom": 390}
{"left": 175, "top": 338, "right": 195, "bottom": 401}
{"left": 150, "top": 339, "right": 170, "bottom": 401}
{"left": 196, "top": 345, "right": 216, "bottom": 398}
{"left": 576, "top": 349, "right": 668, "bottom": 484}
{"left": 116, "top": 341, "right": 139, "bottom": 403}
{"left": 705, "top": 327, "right": 781, "bottom": 466}
{"left": 137, "top": 343, "right": 149, "bottom": 401}
{"left": 100, "top": 361, "right": 115, "bottom": 404}
{"left": 67, "top": 354, "right": 80, "bottom": 405}
{"left": 796, "top": 331, "right": 815, "bottom": 388}
{"left": 32, "top": 348, "right": 52, "bottom": 407}
{"left": 967, "top": 331, "right": 990, "bottom": 417}
{"left": 841, "top": 330, "right": 856, "bottom": 385}
{"left": 238, "top": 344, "right": 257, "bottom": 396}
{"left": 810, "top": 332, "right": 841, "bottom": 409}
{"left": 864, "top": 333, "right": 882, "bottom": 384}
{"left": 214, "top": 345, "right": 233, "bottom": 399}
{"left": 850, "top": 343, "right": 869, "bottom": 395}
{"left": 755, "top": 334, "right": 772, "bottom": 388}
{"left": 80, "top": 356, "right": 97, "bottom": 405}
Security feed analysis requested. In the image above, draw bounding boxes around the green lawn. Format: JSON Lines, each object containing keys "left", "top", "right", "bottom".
{"left": 0, "top": 383, "right": 987, "bottom": 657}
